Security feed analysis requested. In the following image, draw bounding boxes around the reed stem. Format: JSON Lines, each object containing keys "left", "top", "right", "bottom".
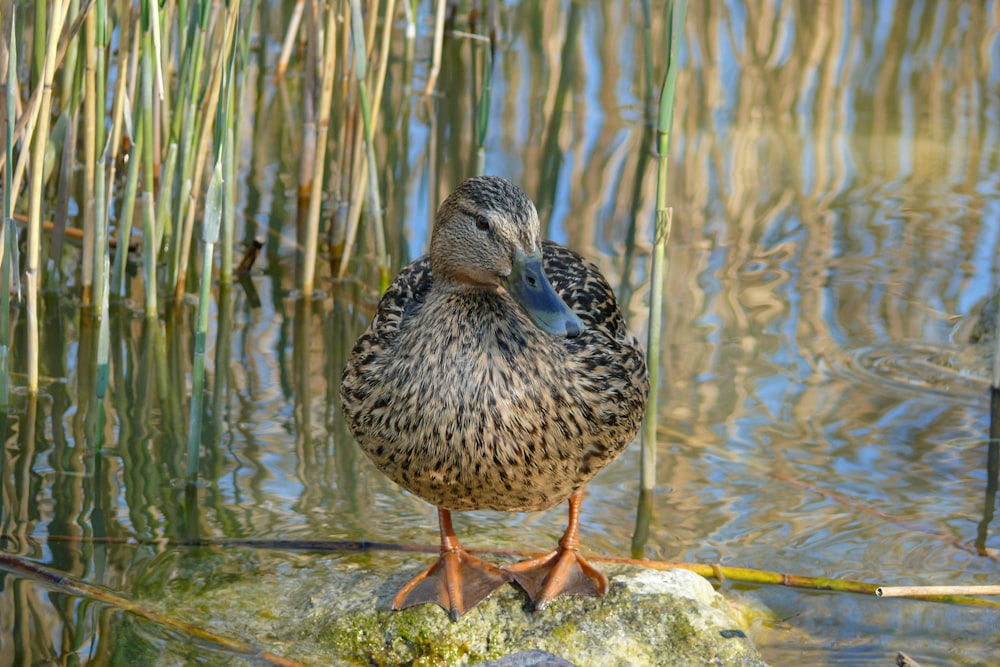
{"left": 0, "top": 10, "right": 15, "bottom": 410}
{"left": 26, "top": 0, "right": 71, "bottom": 394}
{"left": 82, "top": 3, "right": 97, "bottom": 303}
{"left": 300, "top": 0, "right": 339, "bottom": 296}
{"left": 348, "top": 0, "right": 388, "bottom": 291}
{"left": 423, "top": 0, "right": 447, "bottom": 96}
{"left": 141, "top": 1, "right": 158, "bottom": 317}
{"left": 641, "top": 0, "right": 687, "bottom": 492}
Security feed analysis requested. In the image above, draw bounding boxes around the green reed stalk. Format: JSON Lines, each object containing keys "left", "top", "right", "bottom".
{"left": 185, "top": 154, "right": 223, "bottom": 482}
{"left": 106, "top": 4, "right": 133, "bottom": 298}
{"left": 222, "top": 0, "right": 256, "bottom": 285}
{"left": 186, "top": 2, "right": 239, "bottom": 481}
{"left": 113, "top": 113, "right": 141, "bottom": 298}
{"left": 50, "top": 0, "right": 80, "bottom": 277}
{"left": 641, "top": 0, "right": 687, "bottom": 492}
{"left": 300, "top": 1, "right": 339, "bottom": 296}
{"left": 175, "top": 7, "right": 232, "bottom": 301}
{"left": 1, "top": 13, "right": 15, "bottom": 410}
{"left": 335, "top": 0, "right": 395, "bottom": 281}
{"left": 141, "top": 1, "right": 158, "bottom": 317}
{"left": 26, "top": 0, "right": 70, "bottom": 393}
{"left": 221, "top": 73, "right": 235, "bottom": 285}
{"left": 350, "top": 0, "right": 389, "bottom": 291}
{"left": 170, "top": 0, "right": 213, "bottom": 292}
{"left": 475, "top": 38, "right": 493, "bottom": 176}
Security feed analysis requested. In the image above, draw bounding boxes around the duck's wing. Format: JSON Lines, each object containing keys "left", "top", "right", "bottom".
{"left": 359, "top": 255, "right": 434, "bottom": 347}
{"left": 540, "top": 241, "right": 629, "bottom": 338}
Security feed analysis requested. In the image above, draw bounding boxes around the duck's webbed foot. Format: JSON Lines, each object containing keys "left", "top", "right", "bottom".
{"left": 393, "top": 509, "right": 512, "bottom": 621}
{"left": 504, "top": 488, "right": 609, "bottom": 610}
{"left": 504, "top": 544, "right": 607, "bottom": 610}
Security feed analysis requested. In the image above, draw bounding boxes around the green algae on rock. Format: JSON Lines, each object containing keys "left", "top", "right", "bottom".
{"left": 123, "top": 550, "right": 770, "bottom": 666}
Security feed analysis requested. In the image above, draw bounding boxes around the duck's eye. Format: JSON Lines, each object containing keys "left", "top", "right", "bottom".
{"left": 475, "top": 214, "right": 490, "bottom": 231}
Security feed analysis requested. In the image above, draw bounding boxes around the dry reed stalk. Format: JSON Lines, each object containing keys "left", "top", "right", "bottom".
{"left": 81, "top": 4, "right": 98, "bottom": 303}
{"left": 296, "top": 0, "right": 318, "bottom": 275}
{"left": 877, "top": 585, "right": 1000, "bottom": 598}
{"left": 275, "top": 0, "right": 305, "bottom": 80}
{"left": 423, "top": 0, "right": 447, "bottom": 95}
{"left": 301, "top": 0, "right": 340, "bottom": 296}
{"left": 92, "top": 0, "right": 110, "bottom": 313}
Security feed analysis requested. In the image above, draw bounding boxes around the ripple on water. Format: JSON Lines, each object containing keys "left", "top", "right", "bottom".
{"left": 825, "top": 342, "right": 991, "bottom": 403}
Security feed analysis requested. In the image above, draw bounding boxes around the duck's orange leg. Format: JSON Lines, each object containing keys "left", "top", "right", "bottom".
{"left": 393, "top": 508, "right": 512, "bottom": 621}
{"left": 504, "top": 488, "right": 608, "bottom": 610}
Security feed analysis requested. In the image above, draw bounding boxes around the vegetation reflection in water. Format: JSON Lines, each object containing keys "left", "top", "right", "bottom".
{"left": 1, "top": 1, "right": 1000, "bottom": 665}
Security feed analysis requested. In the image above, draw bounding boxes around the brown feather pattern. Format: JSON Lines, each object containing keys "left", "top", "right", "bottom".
{"left": 340, "top": 177, "right": 649, "bottom": 513}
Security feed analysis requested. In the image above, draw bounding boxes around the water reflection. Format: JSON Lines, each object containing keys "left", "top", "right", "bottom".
{"left": 3, "top": 1, "right": 1000, "bottom": 665}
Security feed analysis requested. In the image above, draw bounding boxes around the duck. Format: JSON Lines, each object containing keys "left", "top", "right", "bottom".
{"left": 340, "top": 176, "right": 649, "bottom": 621}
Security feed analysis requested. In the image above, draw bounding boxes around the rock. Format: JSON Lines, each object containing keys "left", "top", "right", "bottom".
{"left": 130, "top": 550, "right": 769, "bottom": 666}
{"left": 474, "top": 649, "right": 578, "bottom": 666}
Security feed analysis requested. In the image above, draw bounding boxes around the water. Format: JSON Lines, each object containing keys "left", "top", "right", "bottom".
{"left": 2, "top": 1, "right": 1000, "bottom": 665}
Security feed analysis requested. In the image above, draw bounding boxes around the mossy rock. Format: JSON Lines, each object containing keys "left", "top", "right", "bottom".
{"left": 134, "top": 550, "right": 769, "bottom": 666}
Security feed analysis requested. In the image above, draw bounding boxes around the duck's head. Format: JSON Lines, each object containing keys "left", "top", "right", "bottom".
{"left": 430, "top": 176, "right": 584, "bottom": 338}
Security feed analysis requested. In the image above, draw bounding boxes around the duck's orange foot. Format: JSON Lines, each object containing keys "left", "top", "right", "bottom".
{"left": 504, "top": 546, "right": 608, "bottom": 610}
{"left": 393, "top": 548, "right": 512, "bottom": 622}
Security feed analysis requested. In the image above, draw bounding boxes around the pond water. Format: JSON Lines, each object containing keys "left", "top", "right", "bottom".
{"left": 3, "top": 1, "right": 1000, "bottom": 665}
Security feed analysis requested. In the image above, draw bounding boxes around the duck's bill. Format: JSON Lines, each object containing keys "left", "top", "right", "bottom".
{"left": 504, "top": 249, "right": 585, "bottom": 338}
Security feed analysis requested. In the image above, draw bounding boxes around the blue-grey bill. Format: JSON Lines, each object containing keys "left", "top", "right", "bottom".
{"left": 504, "top": 249, "right": 585, "bottom": 338}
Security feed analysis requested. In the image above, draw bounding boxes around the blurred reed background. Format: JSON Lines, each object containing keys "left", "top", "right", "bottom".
{"left": 1, "top": 1, "right": 1000, "bottom": 664}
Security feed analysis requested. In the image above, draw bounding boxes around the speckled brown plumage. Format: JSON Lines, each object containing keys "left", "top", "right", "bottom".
{"left": 340, "top": 177, "right": 649, "bottom": 514}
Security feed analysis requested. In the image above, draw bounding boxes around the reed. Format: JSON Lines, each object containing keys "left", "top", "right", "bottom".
{"left": 348, "top": 0, "right": 388, "bottom": 291}
{"left": 1, "top": 11, "right": 15, "bottom": 411}
{"left": 334, "top": 0, "right": 394, "bottom": 286}
{"left": 25, "top": 0, "right": 72, "bottom": 394}
{"left": 186, "top": 3, "right": 240, "bottom": 483}
{"left": 474, "top": 24, "right": 494, "bottom": 176}
{"left": 641, "top": 0, "right": 687, "bottom": 493}
{"left": 300, "top": 0, "right": 336, "bottom": 297}
{"left": 109, "top": 4, "right": 137, "bottom": 298}
{"left": 423, "top": 0, "right": 447, "bottom": 96}
{"left": 81, "top": 2, "right": 98, "bottom": 303}
{"left": 50, "top": 0, "right": 80, "bottom": 278}
{"left": 221, "top": 0, "right": 256, "bottom": 285}
{"left": 171, "top": 0, "right": 216, "bottom": 297}
{"left": 140, "top": 0, "right": 158, "bottom": 317}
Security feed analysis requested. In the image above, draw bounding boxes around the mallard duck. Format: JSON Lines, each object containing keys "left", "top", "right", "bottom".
{"left": 340, "top": 176, "right": 649, "bottom": 621}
